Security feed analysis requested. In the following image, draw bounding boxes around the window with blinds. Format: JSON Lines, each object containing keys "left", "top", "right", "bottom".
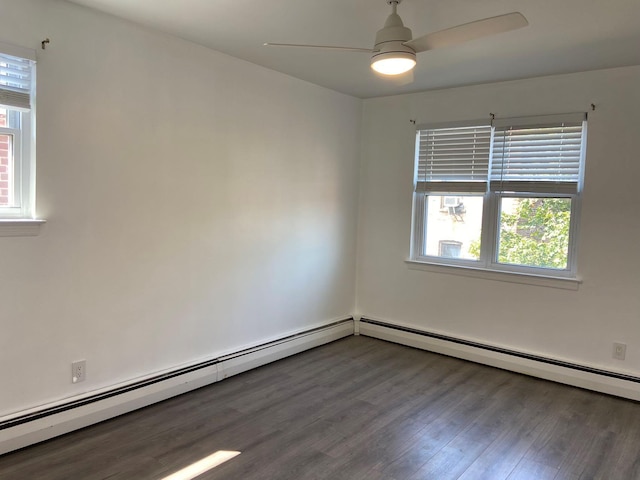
{"left": 415, "top": 124, "right": 491, "bottom": 193}
{"left": 411, "top": 113, "right": 588, "bottom": 279}
{"left": 0, "top": 43, "right": 36, "bottom": 222}
{"left": 0, "top": 52, "right": 33, "bottom": 111}
{"left": 490, "top": 113, "right": 586, "bottom": 194}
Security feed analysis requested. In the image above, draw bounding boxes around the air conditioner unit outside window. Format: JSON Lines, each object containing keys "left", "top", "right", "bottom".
{"left": 443, "top": 196, "right": 461, "bottom": 208}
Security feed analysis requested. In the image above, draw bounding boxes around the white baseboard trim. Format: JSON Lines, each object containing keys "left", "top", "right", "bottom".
{"left": 0, "top": 318, "right": 354, "bottom": 456}
{"left": 359, "top": 318, "right": 640, "bottom": 402}
{"left": 216, "top": 319, "right": 354, "bottom": 379}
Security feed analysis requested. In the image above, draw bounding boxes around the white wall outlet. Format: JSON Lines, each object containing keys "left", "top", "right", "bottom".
{"left": 72, "top": 360, "right": 86, "bottom": 383}
{"left": 613, "top": 342, "right": 627, "bottom": 361}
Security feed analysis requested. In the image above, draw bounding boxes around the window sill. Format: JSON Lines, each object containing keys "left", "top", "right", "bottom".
{"left": 0, "top": 219, "right": 46, "bottom": 237}
{"left": 405, "top": 259, "right": 581, "bottom": 290}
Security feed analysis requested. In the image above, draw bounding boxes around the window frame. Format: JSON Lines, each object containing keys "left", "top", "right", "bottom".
{"left": 410, "top": 115, "right": 587, "bottom": 280}
{"left": 0, "top": 111, "right": 32, "bottom": 218}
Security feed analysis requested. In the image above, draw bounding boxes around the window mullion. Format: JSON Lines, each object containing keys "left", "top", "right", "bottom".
{"left": 410, "top": 193, "right": 427, "bottom": 258}
{"left": 480, "top": 191, "right": 498, "bottom": 268}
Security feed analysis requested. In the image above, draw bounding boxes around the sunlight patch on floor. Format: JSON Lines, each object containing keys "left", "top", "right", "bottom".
{"left": 160, "top": 450, "right": 241, "bottom": 480}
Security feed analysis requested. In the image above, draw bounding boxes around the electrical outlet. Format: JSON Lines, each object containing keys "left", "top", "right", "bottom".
{"left": 72, "top": 360, "right": 86, "bottom": 383}
{"left": 613, "top": 343, "right": 627, "bottom": 361}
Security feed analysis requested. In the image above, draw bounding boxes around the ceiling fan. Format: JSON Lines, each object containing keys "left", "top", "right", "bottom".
{"left": 265, "top": 0, "right": 528, "bottom": 79}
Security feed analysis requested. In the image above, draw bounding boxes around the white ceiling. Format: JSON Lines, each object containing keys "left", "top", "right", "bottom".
{"left": 65, "top": 0, "right": 640, "bottom": 99}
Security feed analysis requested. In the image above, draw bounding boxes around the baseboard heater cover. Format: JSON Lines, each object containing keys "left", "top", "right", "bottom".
{"left": 359, "top": 318, "right": 640, "bottom": 401}
{"left": 0, "top": 318, "right": 354, "bottom": 456}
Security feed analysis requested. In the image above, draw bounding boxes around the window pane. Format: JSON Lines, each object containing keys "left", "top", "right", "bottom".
{"left": 0, "top": 133, "right": 12, "bottom": 207}
{"left": 497, "top": 197, "right": 571, "bottom": 269}
{"left": 425, "top": 195, "right": 483, "bottom": 260}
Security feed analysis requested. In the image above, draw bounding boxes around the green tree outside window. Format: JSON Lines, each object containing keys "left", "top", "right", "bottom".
{"left": 470, "top": 198, "right": 571, "bottom": 269}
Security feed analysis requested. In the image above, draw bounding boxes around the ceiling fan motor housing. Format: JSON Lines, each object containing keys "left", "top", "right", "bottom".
{"left": 371, "top": 10, "right": 416, "bottom": 70}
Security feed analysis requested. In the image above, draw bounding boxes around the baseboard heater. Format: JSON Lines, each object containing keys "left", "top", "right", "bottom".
{"left": 0, "top": 318, "right": 354, "bottom": 456}
{"left": 359, "top": 317, "right": 640, "bottom": 401}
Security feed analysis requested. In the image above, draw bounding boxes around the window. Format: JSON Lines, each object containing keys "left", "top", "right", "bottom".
{"left": 0, "top": 44, "right": 36, "bottom": 220}
{"left": 410, "top": 114, "right": 587, "bottom": 278}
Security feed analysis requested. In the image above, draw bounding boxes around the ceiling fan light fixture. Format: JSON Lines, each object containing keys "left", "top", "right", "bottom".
{"left": 371, "top": 51, "right": 416, "bottom": 75}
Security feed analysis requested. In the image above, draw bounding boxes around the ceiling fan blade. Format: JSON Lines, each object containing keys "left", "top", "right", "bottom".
{"left": 405, "top": 12, "right": 528, "bottom": 53}
{"left": 264, "top": 43, "right": 374, "bottom": 53}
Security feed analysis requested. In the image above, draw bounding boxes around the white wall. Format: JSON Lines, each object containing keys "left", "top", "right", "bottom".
{"left": 0, "top": 0, "right": 361, "bottom": 417}
{"left": 357, "top": 66, "right": 640, "bottom": 376}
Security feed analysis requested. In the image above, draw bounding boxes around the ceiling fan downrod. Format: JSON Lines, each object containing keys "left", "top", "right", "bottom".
{"left": 388, "top": 0, "right": 400, "bottom": 14}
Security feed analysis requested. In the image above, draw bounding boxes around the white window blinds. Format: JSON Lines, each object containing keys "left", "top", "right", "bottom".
{"left": 415, "top": 124, "right": 492, "bottom": 193}
{"left": 0, "top": 49, "right": 34, "bottom": 111}
{"left": 490, "top": 113, "right": 586, "bottom": 194}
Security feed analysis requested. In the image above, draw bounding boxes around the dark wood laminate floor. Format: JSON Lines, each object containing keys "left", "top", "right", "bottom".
{"left": 1, "top": 336, "right": 640, "bottom": 480}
